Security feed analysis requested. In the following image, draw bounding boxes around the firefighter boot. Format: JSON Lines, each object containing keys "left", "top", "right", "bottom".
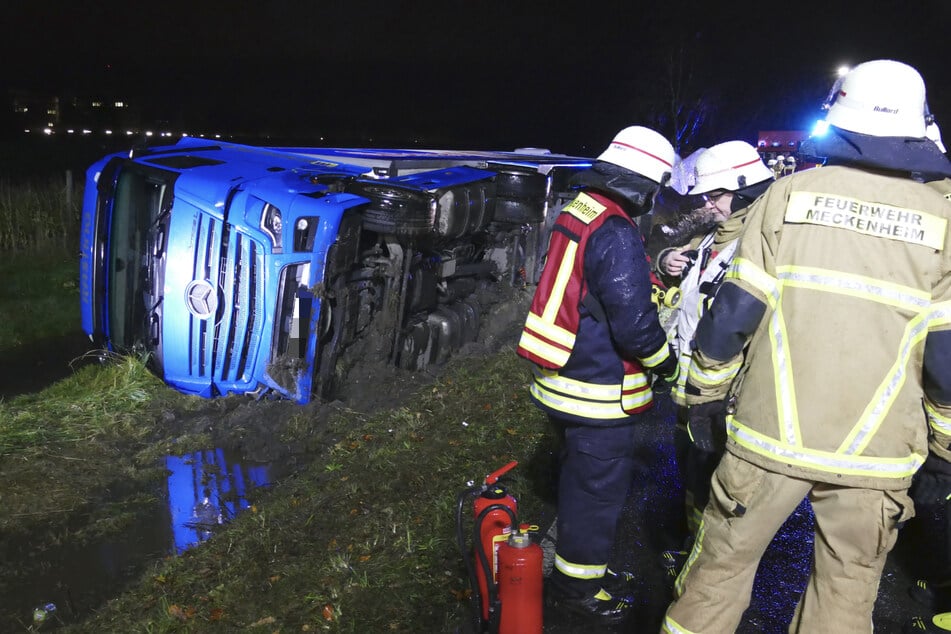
{"left": 910, "top": 579, "right": 951, "bottom": 612}
{"left": 547, "top": 571, "right": 634, "bottom": 626}
{"left": 912, "top": 579, "right": 940, "bottom": 610}
{"left": 661, "top": 549, "right": 689, "bottom": 583}
{"left": 905, "top": 613, "right": 951, "bottom": 633}
{"left": 602, "top": 568, "right": 637, "bottom": 596}
{"left": 907, "top": 579, "right": 951, "bottom": 633}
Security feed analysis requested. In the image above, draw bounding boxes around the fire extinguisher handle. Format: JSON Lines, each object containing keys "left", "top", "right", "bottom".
{"left": 484, "top": 461, "right": 518, "bottom": 485}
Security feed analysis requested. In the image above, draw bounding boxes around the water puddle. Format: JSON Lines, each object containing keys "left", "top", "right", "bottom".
{"left": 165, "top": 448, "right": 272, "bottom": 554}
{"left": 3, "top": 448, "right": 277, "bottom": 629}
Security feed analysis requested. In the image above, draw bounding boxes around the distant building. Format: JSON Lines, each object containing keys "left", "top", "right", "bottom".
{"left": 7, "top": 87, "right": 144, "bottom": 137}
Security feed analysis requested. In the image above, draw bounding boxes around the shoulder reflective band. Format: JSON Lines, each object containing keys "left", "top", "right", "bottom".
{"left": 562, "top": 192, "right": 607, "bottom": 224}
{"left": 785, "top": 191, "right": 947, "bottom": 250}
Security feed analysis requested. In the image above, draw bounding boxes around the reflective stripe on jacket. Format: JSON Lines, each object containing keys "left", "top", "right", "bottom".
{"left": 665, "top": 206, "right": 750, "bottom": 406}
{"left": 518, "top": 192, "right": 619, "bottom": 369}
{"left": 688, "top": 166, "right": 951, "bottom": 489}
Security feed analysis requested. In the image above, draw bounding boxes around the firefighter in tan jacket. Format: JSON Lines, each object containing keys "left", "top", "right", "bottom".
{"left": 662, "top": 59, "right": 951, "bottom": 634}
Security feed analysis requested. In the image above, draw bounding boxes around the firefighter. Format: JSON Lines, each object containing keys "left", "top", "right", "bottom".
{"left": 772, "top": 154, "right": 786, "bottom": 179}
{"left": 661, "top": 59, "right": 951, "bottom": 634}
{"left": 905, "top": 126, "right": 951, "bottom": 634}
{"left": 655, "top": 141, "right": 774, "bottom": 562}
{"left": 517, "top": 125, "right": 678, "bottom": 625}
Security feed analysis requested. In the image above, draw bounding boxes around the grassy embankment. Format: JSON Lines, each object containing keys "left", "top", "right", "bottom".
{"left": 0, "top": 177, "right": 558, "bottom": 632}
{"left": 2, "top": 344, "right": 555, "bottom": 632}
{"left": 2, "top": 341, "right": 554, "bottom": 632}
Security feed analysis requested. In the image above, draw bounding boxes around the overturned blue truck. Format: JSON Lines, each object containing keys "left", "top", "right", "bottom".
{"left": 79, "top": 137, "right": 592, "bottom": 403}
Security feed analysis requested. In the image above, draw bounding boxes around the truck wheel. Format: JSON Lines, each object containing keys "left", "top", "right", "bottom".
{"left": 492, "top": 167, "right": 549, "bottom": 223}
{"left": 347, "top": 183, "right": 435, "bottom": 238}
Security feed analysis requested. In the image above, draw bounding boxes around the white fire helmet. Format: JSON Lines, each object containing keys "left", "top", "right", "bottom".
{"left": 689, "top": 140, "right": 774, "bottom": 195}
{"left": 597, "top": 126, "right": 675, "bottom": 185}
{"left": 823, "top": 59, "right": 932, "bottom": 139}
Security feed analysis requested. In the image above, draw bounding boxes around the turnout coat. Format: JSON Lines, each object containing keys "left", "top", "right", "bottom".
{"left": 687, "top": 165, "right": 951, "bottom": 490}
{"left": 518, "top": 190, "right": 673, "bottom": 425}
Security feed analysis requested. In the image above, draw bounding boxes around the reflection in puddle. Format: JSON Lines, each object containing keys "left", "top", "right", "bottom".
{"left": 2, "top": 448, "right": 275, "bottom": 627}
{"left": 166, "top": 449, "right": 273, "bottom": 553}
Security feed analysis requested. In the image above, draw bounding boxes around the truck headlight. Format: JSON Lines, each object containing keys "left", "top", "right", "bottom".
{"left": 293, "top": 216, "right": 320, "bottom": 252}
{"left": 261, "top": 203, "right": 283, "bottom": 252}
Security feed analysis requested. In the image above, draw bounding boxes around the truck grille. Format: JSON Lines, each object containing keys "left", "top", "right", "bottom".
{"left": 188, "top": 215, "right": 264, "bottom": 388}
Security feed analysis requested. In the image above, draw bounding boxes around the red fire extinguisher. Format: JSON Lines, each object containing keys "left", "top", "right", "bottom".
{"left": 456, "top": 461, "right": 544, "bottom": 634}
{"left": 497, "top": 524, "right": 543, "bottom": 634}
{"left": 473, "top": 461, "right": 519, "bottom": 623}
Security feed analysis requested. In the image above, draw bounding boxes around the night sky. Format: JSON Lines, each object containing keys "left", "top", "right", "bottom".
{"left": 2, "top": 0, "right": 949, "bottom": 156}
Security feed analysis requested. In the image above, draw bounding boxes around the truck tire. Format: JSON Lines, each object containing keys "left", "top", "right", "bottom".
{"left": 346, "top": 183, "right": 435, "bottom": 238}
{"left": 492, "top": 167, "right": 549, "bottom": 223}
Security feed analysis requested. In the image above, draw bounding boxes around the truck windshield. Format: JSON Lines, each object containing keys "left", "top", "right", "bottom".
{"left": 108, "top": 165, "right": 173, "bottom": 350}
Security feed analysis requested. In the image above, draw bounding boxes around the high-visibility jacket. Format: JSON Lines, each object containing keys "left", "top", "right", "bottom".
{"left": 686, "top": 166, "right": 951, "bottom": 489}
{"left": 664, "top": 206, "right": 749, "bottom": 406}
{"left": 518, "top": 191, "right": 672, "bottom": 425}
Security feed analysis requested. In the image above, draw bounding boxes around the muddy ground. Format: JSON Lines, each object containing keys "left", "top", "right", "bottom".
{"left": 0, "top": 290, "right": 941, "bottom": 633}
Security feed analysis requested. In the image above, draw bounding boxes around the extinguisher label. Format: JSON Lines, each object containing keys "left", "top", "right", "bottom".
{"left": 492, "top": 530, "right": 511, "bottom": 575}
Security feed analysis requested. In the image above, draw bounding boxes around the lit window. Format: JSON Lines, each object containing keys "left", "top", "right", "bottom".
{"left": 92, "top": 101, "right": 102, "bottom": 107}
{"left": 114, "top": 101, "right": 124, "bottom": 108}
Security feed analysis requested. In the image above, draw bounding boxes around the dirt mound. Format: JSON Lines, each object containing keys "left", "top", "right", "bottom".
{"left": 148, "top": 288, "right": 534, "bottom": 467}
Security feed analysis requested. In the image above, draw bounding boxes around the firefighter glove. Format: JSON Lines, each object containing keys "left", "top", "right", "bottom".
{"left": 687, "top": 399, "right": 727, "bottom": 453}
{"left": 653, "top": 348, "right": 679, "bottom": 382}
{"left": 912, "top": 454, "right": 951, "bottom": 508}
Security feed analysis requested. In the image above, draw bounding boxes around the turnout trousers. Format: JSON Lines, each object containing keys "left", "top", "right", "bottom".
{"left": 662, "top": 452, "right": 913, "bottom": 634}
{"left": 550, "top": 415, "right": 640, "bottom": 592}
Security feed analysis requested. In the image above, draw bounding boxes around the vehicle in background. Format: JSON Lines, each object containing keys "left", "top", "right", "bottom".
{"left": 79, "top": 137, "right": 591, "bottom": 403}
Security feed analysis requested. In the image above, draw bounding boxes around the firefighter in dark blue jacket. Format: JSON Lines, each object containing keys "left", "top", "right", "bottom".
{"left": 518, "top": 125, "right": 678, "bottom": 625}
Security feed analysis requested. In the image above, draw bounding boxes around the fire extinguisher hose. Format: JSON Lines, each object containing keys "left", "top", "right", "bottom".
{"left": 455, "top": 484, "right": 485, "bottom": 631}
{"left": 474, "top": 503, "right": 518, "bottom": 634}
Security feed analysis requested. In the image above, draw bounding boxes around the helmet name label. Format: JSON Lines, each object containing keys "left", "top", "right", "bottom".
{"left": 785, "top": 192, "right": 946, "bottom": 250}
